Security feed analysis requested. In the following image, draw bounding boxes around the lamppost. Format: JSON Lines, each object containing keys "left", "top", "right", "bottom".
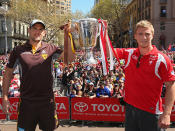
{"left": 0, "top": 1, "right": 8, "bottom": 56}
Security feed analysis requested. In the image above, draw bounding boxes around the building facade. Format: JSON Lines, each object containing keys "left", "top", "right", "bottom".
{"left": 124, "top": 0, "right": 175, "bottom": 49}
{"left": 55, "top": 0, "right": 71, "bottom": 14}
{"left": 0, "top": 0, "right": 71, "bottom": 54}
{"left": 0, "top": 0, "right": 29, "bottom": 54}
{"left": 94, "top": 0, "right": 132, "bottom": 5}
{"left": 0, "top": 16, "right": 29, "bottom": 54}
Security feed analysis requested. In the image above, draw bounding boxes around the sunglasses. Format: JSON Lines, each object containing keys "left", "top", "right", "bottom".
{"left": 136, "top": 55, "right": 143, "bottom": 68}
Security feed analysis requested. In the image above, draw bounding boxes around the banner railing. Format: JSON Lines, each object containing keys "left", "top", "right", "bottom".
{"left": 0, "top": 97, "right": 175, "bottom": 122}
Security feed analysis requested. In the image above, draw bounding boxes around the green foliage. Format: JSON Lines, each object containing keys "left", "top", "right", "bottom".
{"left": 7, "top": 0, "right": 87, "bottom": 45}
{"left": 71, "top": 10, "right": 85, "bottom": 20}
{"left": 91, "top": 0, "right": 127, "bottom": 46}
{"left": 8, "top": 0, "right": 72, "bottom": 44}
{"left": 91, "top": 0, "right": 120, "bottom": 23}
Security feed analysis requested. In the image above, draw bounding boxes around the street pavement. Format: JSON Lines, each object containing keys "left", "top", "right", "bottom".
{"left": 0, "top": 120, "right": 175, "bottom": 131}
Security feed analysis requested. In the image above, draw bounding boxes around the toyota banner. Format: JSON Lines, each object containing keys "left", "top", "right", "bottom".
{"left": 0, "top": 97, "right": 175, "bottom": 122}
{"left": 71, "top": 97, "right": 125, "bottom": 122}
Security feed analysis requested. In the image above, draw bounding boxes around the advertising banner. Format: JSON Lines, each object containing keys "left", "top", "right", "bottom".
{"left": 0, "top": 97, "right": 70, "bottom": 120}
{"left": 71, "top": 97, "right": 125, "bottom": 122}
{"left": 55, "top": 97, "right": 70, "bottom": 120}
{"left": 0, "top": 98, "right": 6, "bottom": 119}
{"left": 0, "top": 97, "right": 175, "bottom": 122}
{"left": 0, "top": 98, "right": 19, "bottom": 120}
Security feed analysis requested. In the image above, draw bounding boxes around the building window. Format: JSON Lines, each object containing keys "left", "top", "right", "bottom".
{"left": 16, "top": 21, "right": 19, "bottom": 34}
{"left": 23, "top": 25, "right": 25, "bottom": 36}
{"left": 14, "top": 42, "right": 18, "bottom": 46}
{"left": 56, "top": 1, "right": 60, "bottom": 4}
{"left": 148, "top": 0, "right": 151, "bottom": 6}
{"left": 27, "top": 27, "right": 29, "bottom": 37}
{"left": 20, "top": 23, "right": 23, "bottom": 35}
{"left": 145, "top": 10, "right": 147, "bottom": 19}
{"left": 148, "top": 8, "right": 151, "bottom": 19}
{"left": 160, "top": 0, "right": 167, "bottom": 4}
{"left": 14, "top": 21, "right": 16, "bottom": 34}
{"left": 61, "top": 2, "right": 64, "bottom": 5}
{"left": 142, "top": 12, "right": 144, "bottom": 19}
{"left": 160, "top": 6, "right": 166, "bottom": 17}
{"left": 142, "top": 0, "right": 144, "bottom": 9}
{"left": 146, "top": 0, "right": 150, "bottom": 7}
{"left": 160, "top": 22, "right": 165, "bottom": 30}
{"left": 139, "top": 14, "right": 141, "bottom": 21}
{"left": 1, "top": 20, "right": 6, "bottom": 32}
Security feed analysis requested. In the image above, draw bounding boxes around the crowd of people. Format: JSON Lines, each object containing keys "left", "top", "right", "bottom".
{"left": 1, "top": 48, "right": 175, "bottom": 99}
{"left": 0, "top": 54, "right": 20, "bottom": 97}
{"left": 0, "top": 45, "right": 175, "bottom": 100}
{"left": 0, "top": 55, "right": 8, "bottom": 97}
{"left": 56, "top": 55, "right": 125, "bottom": 100}
{"left": 0, "top": 52, "right": 126, "bottom": 101}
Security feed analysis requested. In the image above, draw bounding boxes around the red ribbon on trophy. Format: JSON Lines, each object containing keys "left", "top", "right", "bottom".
{"left": 98, "top": 19, "right": 120, "bottom": 75}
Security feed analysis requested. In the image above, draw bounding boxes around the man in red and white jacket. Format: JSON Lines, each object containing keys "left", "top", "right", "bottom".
{"left": 116, "top": 20, "right": 175, "bottom": 131}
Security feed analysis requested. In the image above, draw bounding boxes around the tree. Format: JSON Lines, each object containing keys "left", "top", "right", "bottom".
{"left": 91, "top": 0, "right": 128, "bottom": 47}
{"left": 71, "top": 10, "right": 85, "bottom": 20}
{"left": 7, "top": 0, "right": 86, "bottom": 46}
{"left": 8, "top": 0, "right": 71, "bottom": 45}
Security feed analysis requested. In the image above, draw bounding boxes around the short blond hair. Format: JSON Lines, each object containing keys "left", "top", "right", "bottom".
{"left": 135, "top": 20, "right": 154, "bottom": 34}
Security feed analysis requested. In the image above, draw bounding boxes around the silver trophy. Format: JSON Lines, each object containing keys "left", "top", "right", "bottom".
{"left": 71, "top": 18, "right": 99, "bottom": 64}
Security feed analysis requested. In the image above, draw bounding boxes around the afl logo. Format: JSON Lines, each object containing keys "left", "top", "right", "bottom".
{"left": 74, "top": 102, "right": 88, "bottom": 112}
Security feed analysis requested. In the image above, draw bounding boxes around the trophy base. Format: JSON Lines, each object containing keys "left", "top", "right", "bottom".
{"left": 85, "top": 57, "right": 97, "bottom": 65}
{"left": 84, "top": 50, "right": 97, "bottom": 65}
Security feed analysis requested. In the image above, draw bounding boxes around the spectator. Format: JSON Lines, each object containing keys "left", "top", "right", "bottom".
{"left": 56, "top": 65, "right": 63, "bottom": 78}
{"left": 54, "top": 90, "right": 60, "bottom": 97}
{"left": 96, "top": 81, "right": 111, "bottom": 98}
{"left": 105, "top": 79, "right": 114, "bottom": 95}
{"left": 70, "top": 89, "right": 77, "bottom": 98}
{"left": 54, "top": 60, "right": 59, "bottom": 78}
{"left": 0, "top": 76, "right": 2, "bottom": 96}
{"left": 84, "top": 82, "right": 96, "bottom": 98}
{"left": 112, "top": 84, "right": 120, "bottom": 98}
{"left": 61, "top": 67, "right": 74, "bottom": 96}
{"left": 8, "top": 73, "right": 20, "bottom": 97}
{"left": 76, "top": 90, "right": 83, "bottom": 97}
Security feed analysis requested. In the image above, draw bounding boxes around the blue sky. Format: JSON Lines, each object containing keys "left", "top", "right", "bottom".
{"left": 71, "top": 0, "right": 94, "bottom": 14}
